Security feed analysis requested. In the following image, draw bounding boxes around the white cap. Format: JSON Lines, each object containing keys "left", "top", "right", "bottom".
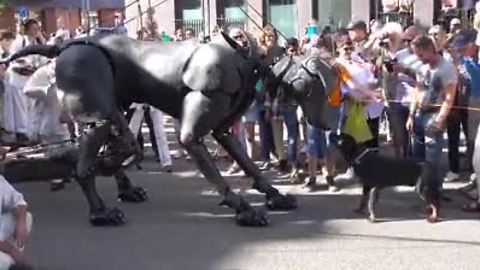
{"left": 451, "top": 18, "right": 461, "bottom": 25}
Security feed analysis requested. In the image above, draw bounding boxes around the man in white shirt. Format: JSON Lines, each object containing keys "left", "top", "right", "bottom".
{"left": 54, "top": 18, "right": 71, "bottom": 42}
{"left": 23, "top": 60, "right": 75, "bottom": 191}
{"left": 128, "top": 103, "right": 172, "bottom": 172}
{"left": 3, "top": 19, "right": 46, "bottom": 144}
{"left": 0, "top": 175, "right": 33, "bottom": 270}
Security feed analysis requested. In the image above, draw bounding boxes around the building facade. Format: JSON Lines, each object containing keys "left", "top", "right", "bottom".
{"left": 2, "top": 0, "right": 477, "bottom": 38}
{"left": 126, "top": 0, "right": 479, "bottom": 39}
{"left": 0, "top": 0, "right": 125, "bottom": 34}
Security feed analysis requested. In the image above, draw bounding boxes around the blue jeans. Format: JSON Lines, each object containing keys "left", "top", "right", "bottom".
{"left": 412, "top": 112, "right": 445, "bottom": 189}
{"left": 279, "top": 105, "right": 299, "bottom": 164}
{"left": 386, "top": 103, "right": 410, "bottom": 156}
{"left": 258, "top": 109, "right": 275, "bottom": 161}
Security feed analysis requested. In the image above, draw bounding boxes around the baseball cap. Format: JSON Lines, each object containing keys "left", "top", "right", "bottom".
{"left": 451, "top": 28, "right": 477, "bottom": 48}
{"left": 347, "top": 20, "right": 367, "bottom": 32}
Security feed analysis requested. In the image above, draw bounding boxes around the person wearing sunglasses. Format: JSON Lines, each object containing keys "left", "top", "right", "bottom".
{"left": 383, "top": 25, "right": 424, "bottom": 158}
{"left": 450, "top": 29, "right": 480, "bottom": 212}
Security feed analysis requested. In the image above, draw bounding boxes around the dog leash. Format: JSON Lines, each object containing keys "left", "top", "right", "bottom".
{"left": 354, "top": 148, "right": 371, "bottom": 164}
{"left": 363, "top": 98, "right": 480, "bottom": 112}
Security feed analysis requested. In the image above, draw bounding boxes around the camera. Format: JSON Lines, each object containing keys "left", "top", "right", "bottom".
{"left": 379, "top": 40, "right": 389, "bottom": 48}
{"left": 384, "top": 58, "right": 397, "bottom": 73}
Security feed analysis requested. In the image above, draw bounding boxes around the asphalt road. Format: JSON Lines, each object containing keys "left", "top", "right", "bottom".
{"left": 14, "top": 154, "right": 480, "bottom": 270}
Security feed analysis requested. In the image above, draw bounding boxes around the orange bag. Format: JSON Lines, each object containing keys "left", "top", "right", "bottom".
{"left": 329, "top": 64, "right": 351, "bottom": 107}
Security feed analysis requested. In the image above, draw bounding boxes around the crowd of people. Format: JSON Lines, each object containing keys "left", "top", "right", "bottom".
{"left": 2, "top": 5, "right": 480, "bottom": 268}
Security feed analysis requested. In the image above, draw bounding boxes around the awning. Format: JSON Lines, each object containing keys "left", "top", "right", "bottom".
{"left": 11, "top": 0, "right": 125, "bottom": 10}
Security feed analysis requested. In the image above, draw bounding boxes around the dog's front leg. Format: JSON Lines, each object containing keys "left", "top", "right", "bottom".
{"left": 367, "top": 187, "right": 378, "bottom": 222}
{"left": 354, "top": 186, "right": 370, "bottom": 214}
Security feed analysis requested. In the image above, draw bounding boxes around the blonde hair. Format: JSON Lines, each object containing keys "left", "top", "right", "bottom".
{"left": 382, "top": 22, "right": 403, "bottom": 37}
{"left": 257, "top": 25, "right": 277, "bottom": 53}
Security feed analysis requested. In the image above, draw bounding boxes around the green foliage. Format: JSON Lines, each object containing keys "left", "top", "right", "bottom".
{"left": 0, "top": 0, "right": 10, "bottom": 12}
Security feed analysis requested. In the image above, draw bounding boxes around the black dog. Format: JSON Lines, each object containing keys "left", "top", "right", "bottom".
{"left": 331, "top": 134, "right": 441, "bottom": 223}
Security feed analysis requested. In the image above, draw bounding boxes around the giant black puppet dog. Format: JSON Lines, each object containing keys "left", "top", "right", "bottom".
{"left": 331, "top": 133, "right": 441, "bottom": 223}
{"left": 0, "top": 31, "right": 336, "bottom": 226}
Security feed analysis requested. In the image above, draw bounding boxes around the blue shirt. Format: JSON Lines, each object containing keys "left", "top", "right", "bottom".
{"left": 462, "top": 57, "right": 480, "bottom": 97}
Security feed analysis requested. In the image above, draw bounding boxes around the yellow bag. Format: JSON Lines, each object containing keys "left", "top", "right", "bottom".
{"left": 344, "top": 102, "right": 373, "bottom": 143}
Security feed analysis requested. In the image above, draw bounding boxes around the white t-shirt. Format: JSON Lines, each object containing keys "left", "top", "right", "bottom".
{"left": 393, "top": 48, "right": 422, "bottom": 105}
{"left": 23, "top": 61, "right": 69, "bottom": 139}
{"left": 55, "top": 28, "right": 71, "bottom": 41}
{"left": 5, "top": 35, "right": 46, "bottom": 89}
{"left": 338, "top": 57, "right": 385, "bottom": 119}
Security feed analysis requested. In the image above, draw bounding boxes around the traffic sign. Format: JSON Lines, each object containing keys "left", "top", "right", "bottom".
{"left": 19, "top": 6, "right": 29, "bottom": 19}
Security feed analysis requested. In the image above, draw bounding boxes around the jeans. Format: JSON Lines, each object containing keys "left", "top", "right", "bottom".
{"left": 280, "top": 105, "right": 299, "bottom": 164}
{"left": 412, "top": 112, "right": 445, "bottom": 190}
{"left": 258, "top": 109, "right": 275, "bottom": 161}
{"left": 446, "top": 108, "right": 470, "bottom": 173}
{"left": 386, "top": 103, "right": 410, "bottom": 156}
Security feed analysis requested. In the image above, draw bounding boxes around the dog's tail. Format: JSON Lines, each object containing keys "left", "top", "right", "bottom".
{"left": 0, "top": 44, "right": 60, "bottom": 64}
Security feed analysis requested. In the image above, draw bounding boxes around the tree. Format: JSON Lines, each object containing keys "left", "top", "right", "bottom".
{"left": 0, "top": 0, "right": 10, "bottom": 12}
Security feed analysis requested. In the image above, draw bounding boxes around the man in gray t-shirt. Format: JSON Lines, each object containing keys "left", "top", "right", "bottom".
{"left": 406, "top": 36, "right": 458, "bottom": 211}
{"left": 416, "top": 56, "right": 458, "bottom": 112}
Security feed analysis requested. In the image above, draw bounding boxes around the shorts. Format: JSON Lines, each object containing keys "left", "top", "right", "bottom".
{"left": 307, "top": 124, "right": 326, "bottom": 158}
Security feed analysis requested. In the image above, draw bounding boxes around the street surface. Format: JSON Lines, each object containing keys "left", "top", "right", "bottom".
{"left": 12, "top": 120, "right": 480, "bottom": 270}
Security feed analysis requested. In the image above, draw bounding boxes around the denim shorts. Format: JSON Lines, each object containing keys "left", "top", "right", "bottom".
{"left": 306, "top": 124, "right": 326, "bottom": 158}
{"left": 306, "top": 106, "right": 343, "bottom": 158}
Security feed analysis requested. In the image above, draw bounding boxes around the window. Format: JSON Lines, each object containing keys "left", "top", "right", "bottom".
{"left": 317, "top": 0, "right": 351, "bottom": 29}
{"left": 224, "top": 0, "right": 246, "bottom": 19}
{"left": 180, "top": 0, "right": 202, "bottom": 20}
{"left": 268, "top": 0, "right": 298, "bottom": 39}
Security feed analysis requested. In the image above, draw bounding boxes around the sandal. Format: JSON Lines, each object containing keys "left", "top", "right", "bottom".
{"left": 462, "top": 202, "right": 480, "bottom": 212}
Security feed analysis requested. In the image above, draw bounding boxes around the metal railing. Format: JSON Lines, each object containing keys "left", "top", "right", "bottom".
{"left": 217, "top": 17, "right": 246, "bottom": 31}
{"left": 375, "top": 11, "right": 413, "bottom": 28}
{"left": 435, "top": 8, "right": 475, "bottom": 31}
{"left": 174, "top": 19, "right": 204, "bottom": 37}
{"left": 174, "top": 18, "right": 246, "bottom": 37}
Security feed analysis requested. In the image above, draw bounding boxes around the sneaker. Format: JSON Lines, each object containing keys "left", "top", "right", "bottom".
{"left": 305, "top": 176, "right": 316, "bottom": 187}
{"left": 470, "top": 173, "right": 476, "bottom": 182}
{"left": 335, "top": 167, "right": 355, "bottom": 180}
{"left": 277, "top": 159, "right": 289, "bottom": 173}
{"left": 444, "top": 171, "right": 459, "bottom": 182}
{"left": 328, "top": 185, "right": 340, "bottom": 192}
{"left": 226, "top": 163, "right": 241, "bottom": 175}
{"left": 172, "top": 149, "right": 184, "bottom": 159}
{"left": 50, "top": 179, "right": 65, "bottom": 192}
{"left": 259, "top": 161, "right": 272, "bottom": 170}
{"left": 162, "top": 165, "right": 173, "bottom": 173}
{"left": 326, "top": 175, "right": 340, "bottom": 192}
